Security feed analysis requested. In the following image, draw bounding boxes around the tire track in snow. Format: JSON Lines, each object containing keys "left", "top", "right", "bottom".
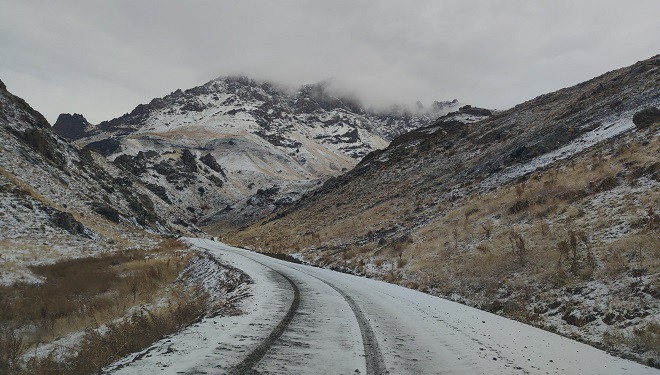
{"left": 276, "top": 262, "right": 388, "bottom": 375}
{"left": 226, "top": 261, "right": 300, "bottom": 375}
{"left": 317, "top": 277, "right": 388, "bottom": 375}
{"left": 222, "top": 249, "right": 386, "bottom": 374}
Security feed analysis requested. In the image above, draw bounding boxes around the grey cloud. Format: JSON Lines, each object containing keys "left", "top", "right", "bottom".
{"left": 0, "top": 0, "right": 658, "bottom": 123}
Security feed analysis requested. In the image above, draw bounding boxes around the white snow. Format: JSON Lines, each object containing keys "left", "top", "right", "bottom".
{"left": 105, "top": 239, "right": 659, "bottom": 375}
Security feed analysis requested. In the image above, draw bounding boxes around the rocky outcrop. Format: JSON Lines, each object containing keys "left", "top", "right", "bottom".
{"left": 51, "top": 211, "right": 86, "bottom": 235}
{"left": 633, "top": 107, "right": 659, "bottom": 129}
{"left": 84, "top": 138, "right": 121, "bottom": 156}
{"left": 52, "top": 113, "right": 90, "bottom": 140}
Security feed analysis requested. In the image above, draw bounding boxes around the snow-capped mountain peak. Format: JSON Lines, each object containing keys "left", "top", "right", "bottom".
{"left": 64, "top": 76, "right": 484, "bottom": 230}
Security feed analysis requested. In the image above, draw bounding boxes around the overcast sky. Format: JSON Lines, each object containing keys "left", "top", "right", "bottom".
{"left": 0, "top": 0, "right": 658, "bottom": 124}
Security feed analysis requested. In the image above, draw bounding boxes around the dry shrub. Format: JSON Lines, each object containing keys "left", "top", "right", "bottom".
{"left": 476, "top": 242, "right": 492, "bottom": 253}
{"left": 646, "top": 207, "right": 659, "bottom": 231}
{"left": 481, "top": 220, "right": 493, "bottom": 239}
{"left": 384, "top": 271, "right": 399, "bottom": 283}
{"left": 319, "top": 252, "right": 333, "bottom": 265}
{"left": 607, "top": 232, "right": 659, "bottom": 278}
{"left": 603, "top": 322, "right": 660, "bottom": 367}
{"left": 515, "top": 183, "right": 525, "bottom": 200}
{"left": 538, "top": 221, "right": 550, "bottom": 236}
{"left": 26, "top": 295, "right": 208, "bottom": 375}
{"left": 509, "top": 200, "right": 530, "bottom": 214}
{"left": 0, "top": 327, "right": 24, "bottom": 373}
{"left": 464, "top": 207, "right": 479, "bottom": 222}
{"left": 0, "top": 239, "right": 192, "bottom": 372}
{"left": 342, "top": 246, "right": 361, "bottom": 260}
{"left": 502, "top": 300, "right": 525, "bottom": 318}
{"left": 542, "top": 266, "right": 570, "bottom": 288}
{"left": 507, "top": 230, "right": 528, "bottom": 265}
{"left": 603, "top": 248, "right": 627, "bottom": 276}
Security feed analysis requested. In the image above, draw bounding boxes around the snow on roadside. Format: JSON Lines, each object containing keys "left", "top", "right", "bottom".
{"left": 103, "top": 238, "right": 291, "bottom": 374}
{"left": 177, "top": 249, "right": 252, "bottom": 316}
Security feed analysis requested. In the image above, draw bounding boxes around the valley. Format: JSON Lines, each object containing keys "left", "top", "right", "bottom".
{"left": 0, "top": 50, "right": 658, "bottom": 374}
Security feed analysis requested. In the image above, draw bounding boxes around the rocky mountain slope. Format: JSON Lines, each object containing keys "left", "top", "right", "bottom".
{"left": 227, "top": 56, "right": 660, "bottom": 366}
{"left": 0, "top": 79, "right": 200, "bottom": 285}
{"left": 61, "top": 77, "right": 478, "bottom": 231}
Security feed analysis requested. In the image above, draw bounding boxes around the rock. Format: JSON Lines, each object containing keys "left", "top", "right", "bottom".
{"left": 488, "top": 300, "right": 504, "bottom": 313}
{"left": 209, "top": 175, "right": 224, "bottom": 188}
{"left": 18, "top": 128, "right": 64, "bottom": 166}
{"left": 602, "top": 312, "right": 619, "bottom": 325}
{"left": 200, "top": 153, "right": 226, "bottom": 177}
{"left": 547, "top": 301, "right": 562, "bottom": 310}
{"left": 145, "top": 183, "right": 171, "bottom": 204}
{"left": 153, "top": 160, "right": 176, "bottom": 176}
{"left": 179, "top": 149, "right": 198, "bottom": 173}
{"left": 632, "top": 107, "right": 659, "bottom": 129}
{"left": 92, "top": 203, "right": 121, "bottom": 223}
{"left": 52, "top": 113, "right": 90, "bottom": 140}
{"left": 180, "top": 99, "right": 207, "bottom": 112}
{"left": 127, "top": 193, "right": 157, "bottom": 225}
{"left": 459, "top": 105, "right": 493, "bottom": 116}
{"left": 84, "top": 138, "right": 121, "bottom": 156}
{"left": 562, "top": 310, "right": 596, "bottom": 327}
{"left": 256, "top": 186, "right": 279, "bottom": 197}
{"left": 114, "top": 153, "right": 148, "bottom": 176}
{"left": 52, "top": 211, "right": 85, "bottom": 235}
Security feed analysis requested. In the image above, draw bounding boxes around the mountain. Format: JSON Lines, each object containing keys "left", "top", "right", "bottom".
{"left": 52, "top": 113, "right": 91, "bottom": 140}
{"left": 0, "top": 79, "right": 200, "bottom": 284}
{"left": 70, "top": 77, "right": 481, "bottom": 231}
{"left": 227, "top": 56, "right": 660, "bottom": 365}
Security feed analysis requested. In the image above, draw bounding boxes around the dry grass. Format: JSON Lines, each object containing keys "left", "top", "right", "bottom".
{"left": 604, "top": 322, "right": 660, "bottom": 367}
{"left": 23, "top": 294, "right": 208, "bottom": 375}
{"left": 0, "top": 238, "right": 194, "bottom": 374}
{"left": 0, "top": 327, "right": 24, "bottom": 373}
{"left": 0, "top": 239, "right": 188, "bottom": 344}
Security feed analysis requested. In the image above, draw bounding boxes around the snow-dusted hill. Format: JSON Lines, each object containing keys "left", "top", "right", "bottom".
{"left": 69, "top": 77, "right": 476, "bottom": 230}
{"left": 0, "top": 78, "right": 201, "bottom": 284}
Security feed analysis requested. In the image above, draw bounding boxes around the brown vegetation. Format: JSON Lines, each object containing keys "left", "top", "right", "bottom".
{"left": 0, "top": 238, "right": 203, "bottom": 374}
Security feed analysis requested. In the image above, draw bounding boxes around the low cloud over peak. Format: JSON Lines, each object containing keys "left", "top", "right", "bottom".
{"left": 1, "top": 0, "right": 658, "bottom": 123}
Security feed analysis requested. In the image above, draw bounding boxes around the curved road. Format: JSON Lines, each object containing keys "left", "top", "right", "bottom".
{"left": 108, "top": 239, "right": 658, "bottom": 375}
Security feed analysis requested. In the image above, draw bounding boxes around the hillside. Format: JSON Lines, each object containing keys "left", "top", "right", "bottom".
{"left": 63, "top": 77, "right": 481, "bottom": 231}
{"left": 0, "top": 79, "right": 254, "bottom": 374}
{"left": 227, "top": 56, "right": 660, "bottom": 365}
{"left": 0, "top": 78, "right": 201, "bottom": 284}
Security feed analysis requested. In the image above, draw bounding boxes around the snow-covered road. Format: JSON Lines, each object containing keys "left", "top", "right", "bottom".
{"left": 107, "top": 239, "right": 658, "bottom": 374}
